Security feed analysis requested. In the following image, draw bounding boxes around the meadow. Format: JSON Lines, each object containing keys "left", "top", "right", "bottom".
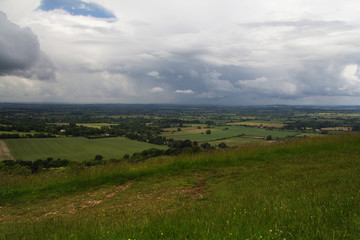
{"left": 4, "top": 137, "right": 167, "bottom": 161}
{"left": 163, "top": 125, "right": 298, "bottom": 142}
{"left": 0, "top": 133, "right": 359, "bottom": 239}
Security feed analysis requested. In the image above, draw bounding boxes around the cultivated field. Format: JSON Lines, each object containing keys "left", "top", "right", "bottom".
{"left": 5, "top": 137, "right": 167, "bottom": 161}
{"left": 163, "top": 125, "right": 298, "bottom": 142}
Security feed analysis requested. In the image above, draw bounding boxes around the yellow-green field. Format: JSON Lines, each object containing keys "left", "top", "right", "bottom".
{"left": 0, "top": 130, "right": 40, "bottom": 136}
{"left": 227, "top": 121, "right": 285, "bottom": 128}
{"left": 77, "top": 123, "right": 117, "bottom": 129}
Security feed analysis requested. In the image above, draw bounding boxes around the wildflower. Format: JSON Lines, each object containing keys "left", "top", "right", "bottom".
{"left": 161, "top": 233, "right": 164, "bottom": 236}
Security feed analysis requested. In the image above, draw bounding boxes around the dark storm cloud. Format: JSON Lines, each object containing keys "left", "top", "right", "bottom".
{"left": 0, "top": 11, "right": 55, "bottom": 80}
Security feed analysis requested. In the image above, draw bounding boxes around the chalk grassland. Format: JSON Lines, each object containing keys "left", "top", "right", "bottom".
{"left": 4, "top": 137, "right": 167, "bottom": 161}
{"left": 162, "top": 125, "right": 298, "bottom": 142}
{"left": 0, "top": 140, "right": 14, "bottom": 160}
{"left": 0, "top": 134, "right": 359, "bottom": 239}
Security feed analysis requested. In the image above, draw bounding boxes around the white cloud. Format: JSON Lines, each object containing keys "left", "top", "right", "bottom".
{"left": 340, "top": 64, "right": 360, "bottom": 94}
{"left": 176, "top": 89, "right": 195, "bottom": 94}
{"left": 150, "top": 87, "right": 164, "bottom": 93}
{"left": 147, "top": 71, "right": 161, "bottom": 79}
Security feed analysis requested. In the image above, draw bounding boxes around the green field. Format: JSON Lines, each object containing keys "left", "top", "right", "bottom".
{"left": 0, "top": 134, "right": 359, "bottom": 239}
{"left": 5, "top": 137, "right": 167, "bottom": 161}
{"left": 209, "top": 136, "right": 266, "bottom": 146}
{"left": 166, "top": 125, "right": 298, "bottom": 142}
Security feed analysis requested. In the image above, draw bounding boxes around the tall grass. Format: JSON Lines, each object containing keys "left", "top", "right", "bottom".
{"left": 1, "top": 134, "right": 360, "bottom": 239}
{"left": 1, "top": 134, "right": 359, "bottom": 206}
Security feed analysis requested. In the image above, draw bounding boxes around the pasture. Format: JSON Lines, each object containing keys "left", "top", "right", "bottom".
{"left": 4, "top": 137, "right": 167, "bottom": 161}
{"left": 1, "top": 134, "right": 359, "bottom": 239}
{"left": 164, "top": 125, "right": 298, "bottom": 142}
{"left": 209, "top": 136, "right": 266, "bottom": 147}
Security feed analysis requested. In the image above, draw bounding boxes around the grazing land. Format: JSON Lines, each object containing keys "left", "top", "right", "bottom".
{"left": 0, "top": 134, "right": 360, "bottom": 239}
{"left": 5, "top": 137, "right": 167, "bottom": 161}
{"left": 164, "top": 125, "right": 297, "bottom": 142}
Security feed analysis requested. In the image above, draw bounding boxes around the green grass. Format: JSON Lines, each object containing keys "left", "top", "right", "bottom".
{"left": 5, "top": 137, "right": 167, "bottom": 161}
{"left": 168, "top": 125, "right": 298, "bottom": 142}
{"left": 1, "top": 133, "right": 360, "bottom": 239}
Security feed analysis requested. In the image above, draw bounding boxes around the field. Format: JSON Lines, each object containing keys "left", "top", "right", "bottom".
{"left": 228, "top": 121, "right": 285, "bottom": 128}
{"left": 208, "top": 136, "right": 266, "bottom": 146}
{"left": 4, "top": 137, "right": 167, "bottom": 161}
{"left": 0, "top": 134, "right": 359, "bottom": 239}
{"left": 163, "top": 125, "right": 298, "bottom": 142}
{"left": 77, "top": 123, "right": 117, "bottom": 128}
{"left": 0, "top": 130, "right": 41, "bottom": 136}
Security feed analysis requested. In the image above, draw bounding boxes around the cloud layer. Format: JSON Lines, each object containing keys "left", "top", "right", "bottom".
{"left": 0, "top": 11, "right": 55, "bottom": 81}
{"left": 1, "top": 0, "right": 360, "bottom": 104}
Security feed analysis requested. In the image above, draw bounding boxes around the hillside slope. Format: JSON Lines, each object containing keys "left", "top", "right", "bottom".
{"left": 1, "top": 134, "right": 360, "bottom": 239}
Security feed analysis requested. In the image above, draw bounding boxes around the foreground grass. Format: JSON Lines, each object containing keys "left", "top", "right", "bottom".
{"left": 1, "top": 134, "right": 360, "bottom": 239}
{"left": 5, "top": 137, "right": 167, "bottom": 161}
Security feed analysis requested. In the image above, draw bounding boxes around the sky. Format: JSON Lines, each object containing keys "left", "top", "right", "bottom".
{"left": 1, "top": 0, "right": 360, "bottom": 105}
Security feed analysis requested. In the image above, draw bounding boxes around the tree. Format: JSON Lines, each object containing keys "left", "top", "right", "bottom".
{"left": 206, "top": 130, "right": 211, "bottom": 135}
{"left": 201, "top": 142, "right": 211, "bottom": 150}
{"left": 266, "top": 135, "right": 272, "bottom": 140}
{"left": 218, "top": 142, "right": 228, "bottom": 148}
{"left": 94, "top": 155, "right": 103, "bottom": 161}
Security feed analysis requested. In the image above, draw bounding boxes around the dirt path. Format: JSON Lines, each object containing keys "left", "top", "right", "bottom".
{"left": 0, "top": 140, "right": 15, "bottom": 160}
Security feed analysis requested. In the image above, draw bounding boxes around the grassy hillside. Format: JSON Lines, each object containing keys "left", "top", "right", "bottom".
{"left": 5, "top": 137, "right": 167, "bottom": 161}
{"left": 1, "top": 134, "right": 360, "bottom": 239}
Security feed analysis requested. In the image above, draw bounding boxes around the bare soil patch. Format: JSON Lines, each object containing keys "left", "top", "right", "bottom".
{"left": 0, "top": 140, "right": 15, "bottom": 161}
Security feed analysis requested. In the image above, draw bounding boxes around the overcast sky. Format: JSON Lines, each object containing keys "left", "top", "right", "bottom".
{"left": 1, "top": 0, "right": 360, "bottom": 105}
